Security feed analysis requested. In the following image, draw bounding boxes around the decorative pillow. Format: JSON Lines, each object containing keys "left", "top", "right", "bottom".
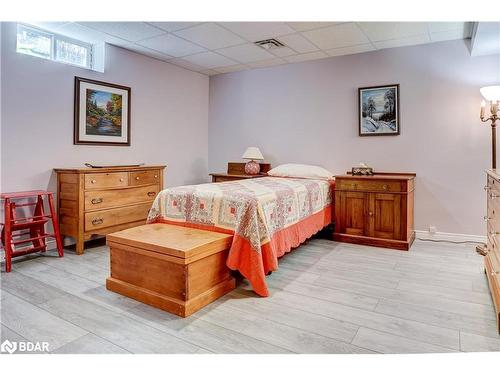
{"left": 267, "top": 164, "right": 334, "bottom": 180}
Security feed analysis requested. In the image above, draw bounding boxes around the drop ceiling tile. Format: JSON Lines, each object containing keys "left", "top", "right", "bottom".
{"left": 148, "top": 22, "right": 201, "bottom": 32}
{"left": 168, "top": 58, "right": 205, "bottom": 71}
{"left": 80, "top": 22, "right": 165, "bottom": 42}
{"left": 326, "top": 43, "right": 375, "bottom": 56}
{"left": 374, "top": 34, "right": 430, "bottom": 50}
{"left": 358, "top": 22, "right": 428, "bottom": 42}
{"left": 247, "top": 58, "right": 286, "bottom": 69}
{"left": 427, "top": 22, "right": 465, "bottom": 33}
{"left": 123, "top": 44, "right": 173, "bottom": 61}
{"left": 174, "top": 23, "right": 245, "bottom": 49}
{"left": 284, "top": 51, "right": 329, "bottom": 63}
{"left": 430, "top": 28, "right": 467, "bottom": 42}
{"left": 219, "top": 22, "right": 295, "bottom": 41}
{"left": 278, "top": 33, "right": 319, "bottom": 53}
{"left": 137, "top": 34, "right": 206, "bottom": 57}
{"left": 302, "top": 23, "right": 369, "bottom": 50}
{"left": 268, "top": 46, "right": 298, "bottom": 57}
{"left": 181, "top": 51, "right": 237, "bottom": 69}
{"left": 214, "top": 64, "right": 248, "bottom": 74}
{"left": 200, "top": 69, "right": 219, "bottom": 76}
{"left": 216, "top": 43, "right": 274, "bottom": 63}
{"left": 287, "top": 22, "right": 342, "bottom": 32}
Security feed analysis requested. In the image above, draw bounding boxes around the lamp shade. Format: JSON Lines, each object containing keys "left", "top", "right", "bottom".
{"left": 242, "top": 147, "right": 264, "bottom": 160}
{"left": 480, "top": 85, "right": 500, "bottom": 101}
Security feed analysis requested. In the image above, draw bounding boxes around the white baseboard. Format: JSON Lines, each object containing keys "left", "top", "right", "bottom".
{"left": 414, "top": 230, "right": 486, "bottom": 243}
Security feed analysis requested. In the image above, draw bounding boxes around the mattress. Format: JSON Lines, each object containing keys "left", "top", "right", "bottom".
{"left": 147, "top": 176, "right": 334, "bottom": 296}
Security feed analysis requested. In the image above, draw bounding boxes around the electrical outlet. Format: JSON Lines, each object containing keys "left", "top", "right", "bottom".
{"left": 429, "top": 226, "right": 437, "bottom": 234}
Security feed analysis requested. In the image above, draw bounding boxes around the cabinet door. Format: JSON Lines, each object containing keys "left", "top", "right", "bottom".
{"left": 368, "top": 193, "right": 402, "bottom": 240}
{"left": 337, "top": 191, "right": 368, "bottom": 236}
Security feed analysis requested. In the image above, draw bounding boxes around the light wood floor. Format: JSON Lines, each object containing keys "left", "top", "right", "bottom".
{"left": 1, "top": 238, "right": 500, "bottom": 354}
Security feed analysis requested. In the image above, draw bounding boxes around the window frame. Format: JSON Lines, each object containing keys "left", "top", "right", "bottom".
{"left": 16, "top": 23, "right": 94, "bottom": 70}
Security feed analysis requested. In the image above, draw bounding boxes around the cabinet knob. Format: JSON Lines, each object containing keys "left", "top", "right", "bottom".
{"left": 154, "top": 175, "right": 158, "bottom": 178}
{"left": 369, "top": 211, "right": 373, "bottom": 217}
{"left": 91, "top": 197, "right": 103, "bottom": 204}
{"left": 92, "top": 218, "right": 103, "bottom": 225}
{"left": 119, "top": 178, "right": 124, "bottom": 182}
{"left": 382, "top": 184, "right": 388, "bottom": 191}
{"left": 91, "top": 179, "right": 96, "bottom": 184}
{"left": 351, "top": 183, "right": 358, "bottom": 189}
{"left": 136, "top": 177, "right": 140, "bottom": 180}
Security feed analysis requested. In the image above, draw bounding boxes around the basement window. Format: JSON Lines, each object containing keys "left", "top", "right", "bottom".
{"left": 16, "top": 23, "right": 94, "bottom": 70}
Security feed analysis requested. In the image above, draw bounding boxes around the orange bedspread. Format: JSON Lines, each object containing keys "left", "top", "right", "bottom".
{"left": 147, "top": 177, "right": 334, "bottom": 296}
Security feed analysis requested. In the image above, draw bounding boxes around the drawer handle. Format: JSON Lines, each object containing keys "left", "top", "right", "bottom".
{"left": 147, "top": 191, "right": 156, "bottom": 197}
{"left": 91, "top": 197, "right": 103, "bottom": 204}
{"left": 92, "top": 218, "right": 104, "bottom": 225}
{"left": 382, "top": 184, "right": 388, "bottom": 191}
{"left": 136, "top": 177, "right": 140, "bottom": 180}
{"left": 91, "top": 179, "right": 96, "bottom": 184}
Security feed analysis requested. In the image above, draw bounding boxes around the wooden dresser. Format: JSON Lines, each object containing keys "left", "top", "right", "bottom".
{"left": 210, "top": 162, "right": 271, "bottom": 183}
{"left": 483, "top": 169, "right": 500, "bottom": 333}
{"left": 333, "top": 173, "right": 416, "bottom": 250}
{"left": 54, "top": 165, "right": 165, "bottom": 254}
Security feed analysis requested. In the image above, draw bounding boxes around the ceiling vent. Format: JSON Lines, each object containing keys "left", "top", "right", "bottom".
{"left": 254, "top": 38, "right": 286, "bottom": 50}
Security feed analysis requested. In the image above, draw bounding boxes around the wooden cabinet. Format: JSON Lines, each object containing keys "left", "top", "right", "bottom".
{"left": 334, "top": 173, "right": 415, "bottom": 250}
{"left": 54, "top": 165, "right": 165, "bottom": 254}
{"left": 483, "top": 170, "right": 500, "bottom": 334}
{"left": 209, "top": 162, "right": 271, "bottom": 183}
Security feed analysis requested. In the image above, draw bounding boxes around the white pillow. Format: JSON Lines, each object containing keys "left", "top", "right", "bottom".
{"left": 267, "top": 164, "right": 334, "bottom": 180}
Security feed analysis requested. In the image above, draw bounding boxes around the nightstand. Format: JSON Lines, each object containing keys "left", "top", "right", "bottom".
{"left": 210, "top": 162, "right": 271, "bottom": 183}
{"left": 333, "top": 172, "right": 416, "bottom": 250}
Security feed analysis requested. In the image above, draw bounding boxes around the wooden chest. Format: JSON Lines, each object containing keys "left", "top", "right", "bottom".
{"left": 54, "top": 165, "right": 165, "bottom": 254}
{"left": 484, "top": 169, "right": 500, "bottom": 333}
{"left": 333, "top": 173, "right": 416, "bottom": 250}
{"left": 106, "top": 224, "right": 235, "bottom": 317}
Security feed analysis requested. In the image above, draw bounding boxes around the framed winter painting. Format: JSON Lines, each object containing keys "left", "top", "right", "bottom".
{"left": 359, "top": 84, "right": 400, "bottom": 136}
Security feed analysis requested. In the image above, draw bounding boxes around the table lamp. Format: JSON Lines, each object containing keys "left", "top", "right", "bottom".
{"left": 480, "top": 85, "right": 500, "bottom": 169}
{"left": 242, "top": 147, "right": 264, "bottom": 175}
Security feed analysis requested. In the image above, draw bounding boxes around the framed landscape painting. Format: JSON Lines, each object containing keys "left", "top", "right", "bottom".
{"left": 74, "top": 77, "right": 131, "bottom": 145}
{"left": 359, "top": 84, "right": 400, "bottom": 136}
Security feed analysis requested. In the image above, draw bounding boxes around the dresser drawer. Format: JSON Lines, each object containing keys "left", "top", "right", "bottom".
{"left": 85, "top": 172, "right": 128, "bottom": 189}
{"left": 84, "top": 184, "right": 160, "bottom": 211}
{"left": 85, "top": 202, "right": 152, "bottom": 231}
{"left": 129, "top": 170, "right": 161, "bottom": 186}
{"left": 337, "top": 179, "right": 403, "bottom": 193}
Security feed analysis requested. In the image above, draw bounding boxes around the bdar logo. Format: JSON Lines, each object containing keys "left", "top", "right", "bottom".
{"left": 1, "top": 340, "right": 18, "bottom": 354}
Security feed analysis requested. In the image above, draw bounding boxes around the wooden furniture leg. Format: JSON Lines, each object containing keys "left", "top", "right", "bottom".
{"left": 47, "top": 193, "right": 64, "bottom": 257}
{"left": 4, "top": 198, "right": 12, "bottom": 272}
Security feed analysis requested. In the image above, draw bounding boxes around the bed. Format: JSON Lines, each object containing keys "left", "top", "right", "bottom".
{"left": 147, "top": 176, "right": 334, "bottom": 296}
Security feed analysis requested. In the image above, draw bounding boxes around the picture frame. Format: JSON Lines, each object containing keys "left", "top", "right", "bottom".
{"left": 359, "top": 84, "right": 400, "bottom": 136}
{"left": 74, "top": 77, "right": 131, "bottom": 146}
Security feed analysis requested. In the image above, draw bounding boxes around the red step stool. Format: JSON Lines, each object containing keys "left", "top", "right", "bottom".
{"left": 1, "top": 190, "right": 63, "bottom": 272}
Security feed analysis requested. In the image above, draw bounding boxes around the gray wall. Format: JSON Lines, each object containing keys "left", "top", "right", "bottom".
{"left": 1, "top": 22, "right": 209, "bottom": 194}
{"left": 208, "top": 39, "right": 499, "bottom": 236}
